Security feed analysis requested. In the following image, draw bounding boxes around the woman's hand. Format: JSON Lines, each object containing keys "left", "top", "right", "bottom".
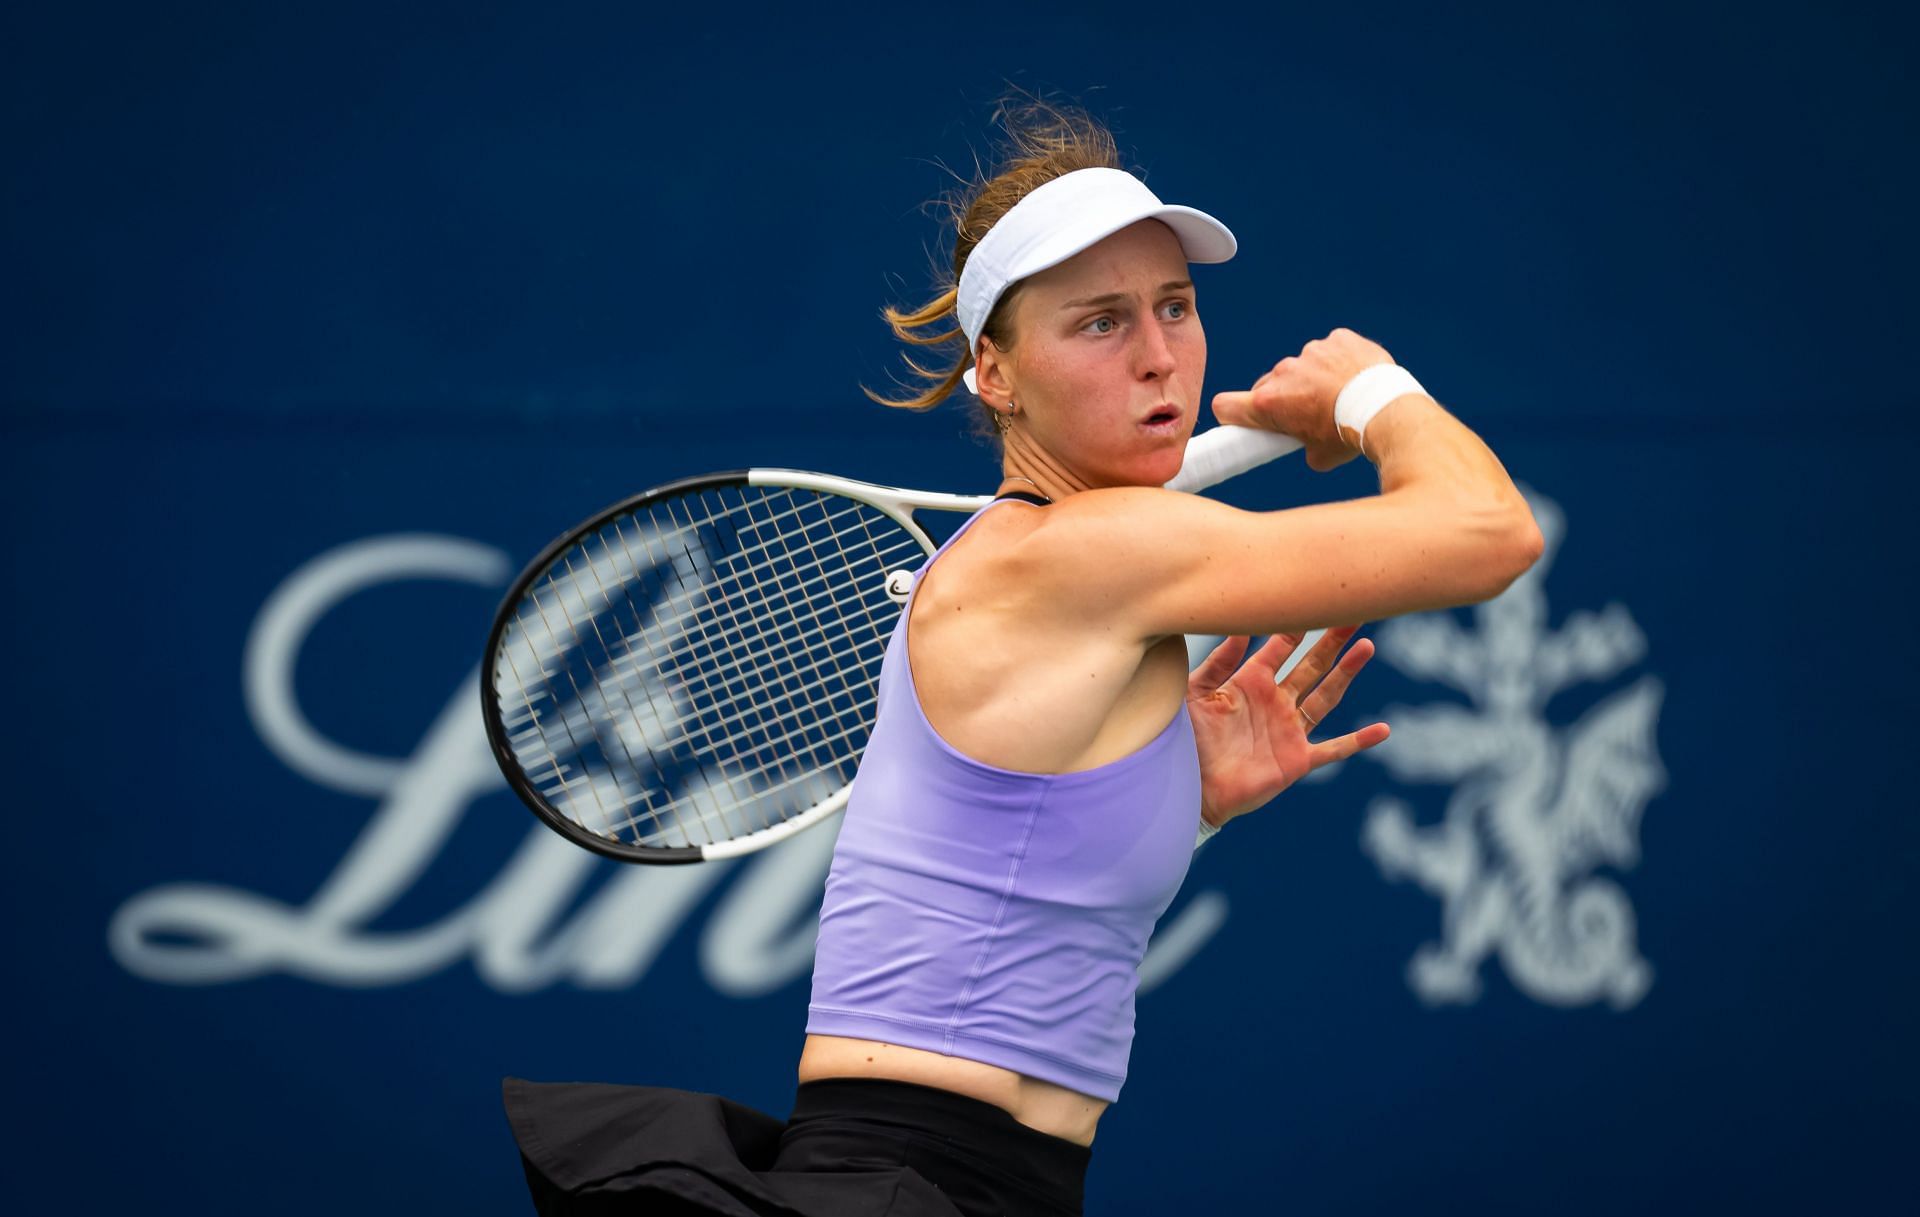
{"left": 1210, "top": 327, "right": 1397, "bottom": 472}
{"left": 1186, "top": 626, "right": 1391, "bottom": 827}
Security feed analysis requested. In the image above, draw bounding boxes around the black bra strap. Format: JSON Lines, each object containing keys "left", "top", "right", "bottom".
{"left": 992, "top": 490, "right": 1051, "bottom": 506}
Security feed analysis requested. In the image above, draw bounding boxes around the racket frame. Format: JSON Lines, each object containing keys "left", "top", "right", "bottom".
{"left": 482, "top": 467, "right": 973, "bottom": 865}
{"left": 482, "top": 424, "right": 1304, "bottom": 864}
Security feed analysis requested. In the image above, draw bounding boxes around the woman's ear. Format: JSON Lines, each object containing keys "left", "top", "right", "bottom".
{"left": 973, "top": 337, "right": 1014, "bottom": 409}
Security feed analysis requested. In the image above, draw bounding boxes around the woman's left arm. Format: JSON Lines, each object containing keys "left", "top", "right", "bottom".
{"left": 1186, "top": 626, "right": 1392, "bottom": 836}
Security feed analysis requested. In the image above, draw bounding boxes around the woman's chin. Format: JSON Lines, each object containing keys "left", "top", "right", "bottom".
{"left": 1154, "top": 423, "right": 1196, "bottom": 457}
{"left": 1121, "top": 443, "right": 1189, "bottom": 487}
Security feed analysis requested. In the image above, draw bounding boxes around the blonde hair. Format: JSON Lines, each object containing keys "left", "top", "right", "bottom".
{"left": 864, "top": 94, "right": 1127, "bottom": 445}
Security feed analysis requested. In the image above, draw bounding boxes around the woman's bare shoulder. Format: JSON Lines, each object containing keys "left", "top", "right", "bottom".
{"left": 998, "top": 486, "right": 1185, "bottom": 554}
{"left": 1000, "top": 486, "right": 1201, "bottom": 575}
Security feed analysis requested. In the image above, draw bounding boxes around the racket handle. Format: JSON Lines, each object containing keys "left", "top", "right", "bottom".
{"left": 1164, "top": 425, "right": 1305, "bottom": 494}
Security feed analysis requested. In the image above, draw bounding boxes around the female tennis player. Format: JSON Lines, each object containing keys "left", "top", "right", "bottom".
{"left": 504, "top": 99, "right": 1542, "bottom": 1216}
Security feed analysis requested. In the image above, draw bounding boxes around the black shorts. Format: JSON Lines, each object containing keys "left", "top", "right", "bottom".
{"left": 506, "top": 1074, "right": 1092, "bottom": 1217}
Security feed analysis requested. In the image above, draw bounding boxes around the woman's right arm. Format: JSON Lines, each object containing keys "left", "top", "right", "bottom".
{"left": 1020, "top": 334, "right": 1545, "bottom": 641}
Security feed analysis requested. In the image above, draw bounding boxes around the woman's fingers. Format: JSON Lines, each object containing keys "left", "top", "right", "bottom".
{"left": 1310, "top": 721, "right": 1391, "bottom": 767}
{"left": 1188, "top": 634, "right": 1251, "bottom": 694}
{"left": 1297, "top": 636, "right": 1375, "bottom": 725}
{"left": 1240, "top": 631, "right": 1303, "bottom": 680}
{"left": 1210, "top": 390, "right": 1253, "bottom": 427}
{"left": 1277, "top": 625, "right": 1362, "bottom": 699}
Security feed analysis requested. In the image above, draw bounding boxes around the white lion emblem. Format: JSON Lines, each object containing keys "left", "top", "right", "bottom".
{"left": 1361, "top": 487, "right": 1665, "bottom": 1009}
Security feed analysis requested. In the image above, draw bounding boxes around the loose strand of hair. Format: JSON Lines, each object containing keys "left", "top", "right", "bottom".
{"left": 861, "top": 355, "right": 970, "bottom": 412}
{"left": 867, "top": 89, "right": 1125, "bottom": 417}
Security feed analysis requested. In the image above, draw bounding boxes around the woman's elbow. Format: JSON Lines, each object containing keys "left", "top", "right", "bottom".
{"left": 1514, "top": 511, "right": 1546, "bottom": 568}
{"left": 1481, "top": 508, "right": 1545, "bottom": 597}
{"left": 1443, "top": 502, "right": 1543, "bottom": 604}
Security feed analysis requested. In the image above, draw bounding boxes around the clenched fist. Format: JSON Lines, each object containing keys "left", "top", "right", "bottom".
{"left": 1211, "top": 327, "right": 1397, "bottom": 472}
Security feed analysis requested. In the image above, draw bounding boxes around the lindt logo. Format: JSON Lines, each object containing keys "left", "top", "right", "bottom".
{"left": 109, "top": 535, "right": 1226, "bottom": 995}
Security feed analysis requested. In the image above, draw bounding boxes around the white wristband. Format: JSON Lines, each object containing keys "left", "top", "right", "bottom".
{"left": 1195, "top": 817, "right": 1222, "bottom": 849}
{"left": 1334, "top": 364, "right": 1427, "bottom": 454}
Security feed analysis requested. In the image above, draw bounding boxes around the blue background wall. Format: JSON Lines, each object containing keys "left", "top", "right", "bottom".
{"left": 5, "top": 3, "right": 1915, "bottom": 1213}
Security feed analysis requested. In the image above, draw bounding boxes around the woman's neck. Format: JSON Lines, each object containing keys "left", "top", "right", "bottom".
{"left": 997, "top": 474, "right": 1050, "bottom": 501}
{"left": 998, "top": 439, "right": 1087, "bottom": 503}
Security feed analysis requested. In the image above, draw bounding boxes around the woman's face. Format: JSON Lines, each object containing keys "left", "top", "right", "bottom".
{"left": 983, "top": 218, "right": 1206, "bottom": 487}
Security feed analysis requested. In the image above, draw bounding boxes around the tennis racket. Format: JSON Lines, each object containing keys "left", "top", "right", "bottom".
{"left": 481, "top": 424, "right": 1303, "bottom": 864}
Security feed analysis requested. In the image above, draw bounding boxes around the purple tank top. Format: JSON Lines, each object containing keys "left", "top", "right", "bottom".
{"left": 806, "top": 495, "right": 1203, "bottom": 1103}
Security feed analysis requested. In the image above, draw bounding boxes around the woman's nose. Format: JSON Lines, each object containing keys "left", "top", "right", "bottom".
{"left": 1133, "top": 320, "right": 1178, "bottom": 381}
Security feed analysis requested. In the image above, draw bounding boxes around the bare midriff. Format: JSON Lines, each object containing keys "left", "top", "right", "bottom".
{"left": 798, "top": 1034, "right": 1107, "bottom": 1147}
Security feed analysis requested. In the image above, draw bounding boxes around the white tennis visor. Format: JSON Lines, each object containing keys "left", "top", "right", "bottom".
{"left": 957, "top": 166, "right": 1236, "bottom": 394}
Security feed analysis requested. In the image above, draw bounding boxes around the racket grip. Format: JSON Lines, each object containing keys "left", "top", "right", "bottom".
{"left": 1164, "top": 425, "right": 1305, "bottom": 494}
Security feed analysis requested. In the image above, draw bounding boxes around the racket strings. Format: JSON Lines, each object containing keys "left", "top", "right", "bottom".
{"left": 505, "top": 533, "right": 896, "bottom": 842}
{"left": 491, "top": 483, "right": 924, "bottom": 850}
{"left": 625, "top": 494, "right": 877, "bottom": 824}
{"left": 722, "top": 489, "right": 901, "bottom": 778}
{"left": 673, "top": 494, "right": 855, "bottom": 814}
{"left": 507, "top": 496, "right": 800, "bottom": 843}
{"left": 649, "top": 488, "right": 907, "bottom": 841}
{"left": 501, "top": 506, "right": 756, "bottom": 844}
{"left": 513, "top": 497, "right": 898, "bottom": 736}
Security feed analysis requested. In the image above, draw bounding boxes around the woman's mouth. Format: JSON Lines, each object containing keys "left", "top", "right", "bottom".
{"left": 1140, "top": 405, "right": 1182, "bottom": 435}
